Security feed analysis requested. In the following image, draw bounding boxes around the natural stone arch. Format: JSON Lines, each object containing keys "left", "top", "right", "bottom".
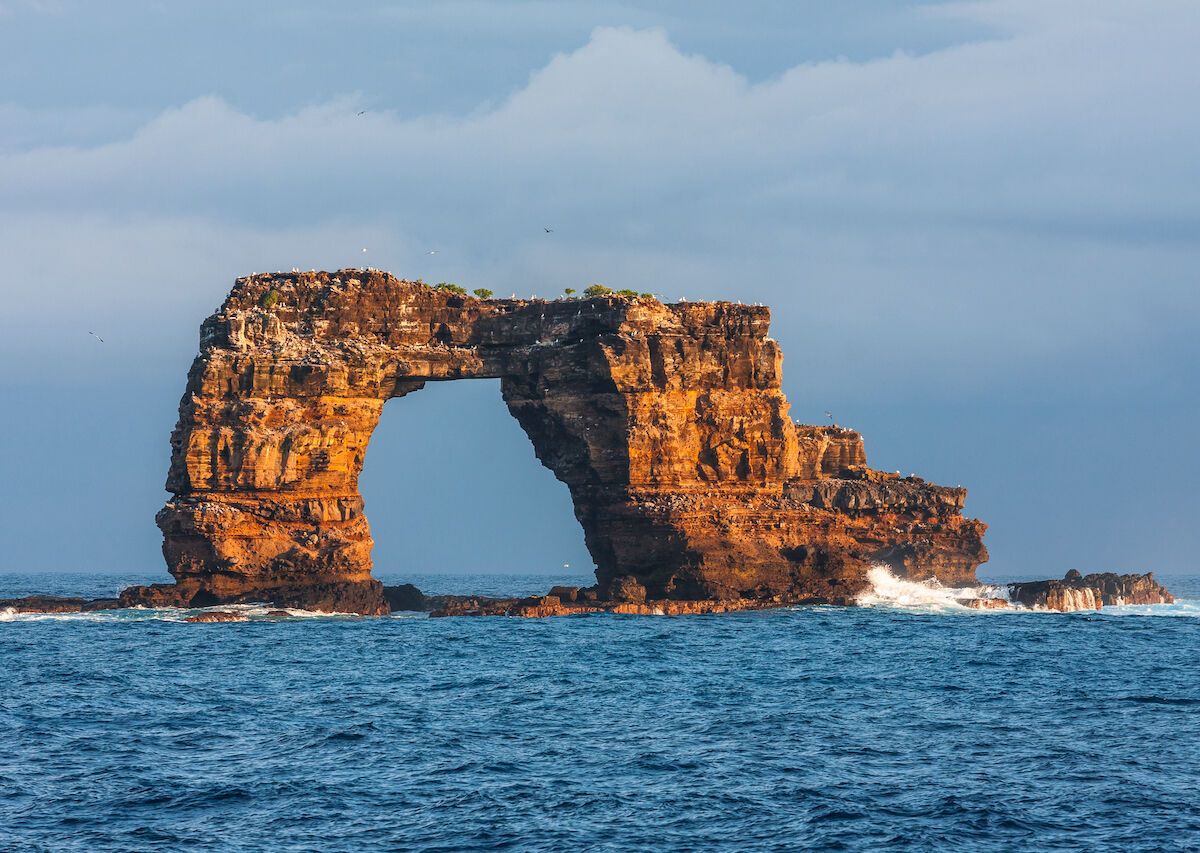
{"left": 121, "top": 270, "right": 987, "bottom": 613}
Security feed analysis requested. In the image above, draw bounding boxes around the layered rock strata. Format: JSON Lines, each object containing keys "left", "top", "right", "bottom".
{"left": 119, "top": 269, "right": 989, "bottom": 614}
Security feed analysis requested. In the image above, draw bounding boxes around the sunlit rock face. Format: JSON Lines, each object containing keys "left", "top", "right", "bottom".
{"left": 120, "top": 270, "right": 988, "bottom": 614}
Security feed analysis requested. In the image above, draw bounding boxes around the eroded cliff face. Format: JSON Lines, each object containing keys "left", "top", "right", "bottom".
{"left": 120, "top": 270, "right": 988, "bottom": 614}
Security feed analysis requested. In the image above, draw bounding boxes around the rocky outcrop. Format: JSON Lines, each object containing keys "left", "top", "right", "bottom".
{"left": 426, "top": 593, "right": 787, "bottom": 618}
{"left": 0, "top": 596, "right": 121, "bottom": 613}
{"left": 383, "top": 584, "right": 426, "bottom": 612}
{"left": 184, "top": 611, "right": 248, "bottom": 623}
{"left": 119, "top": 269, "right": 989, "bottom": 614}
{"left": 1008, "top": 571, "right": 1174, "bottom": 612}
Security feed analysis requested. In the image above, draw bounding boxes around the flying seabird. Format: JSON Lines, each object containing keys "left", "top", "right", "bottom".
{"left": 544, "top": 227, "right": 553, "bottom": 233}
{"left": 88, "top": 331, "right": 105, "bottom": 343}
{"left": 357, "top": 110, "right": 368, "bottom": 116}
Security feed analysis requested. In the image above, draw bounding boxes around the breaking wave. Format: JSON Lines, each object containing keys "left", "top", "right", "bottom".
{"left": 855, "top": 566, "right": 1007, "bottom": 612}
{"left": 855, "top": 566, "right": 1200, "bottom": 618}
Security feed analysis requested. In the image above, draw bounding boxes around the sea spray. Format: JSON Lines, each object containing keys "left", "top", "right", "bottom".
{"left": 855, "top": 566, "right": 1006, "bottom": 612}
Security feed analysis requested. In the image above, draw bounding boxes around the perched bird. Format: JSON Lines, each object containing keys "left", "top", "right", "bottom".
{"left": 88, "top": 331, "right": 105, "bottom": 343}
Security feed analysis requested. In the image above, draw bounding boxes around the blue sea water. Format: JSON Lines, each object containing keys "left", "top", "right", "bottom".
{"left": 3, "top": 570, "right": 1200, "bottom": 852}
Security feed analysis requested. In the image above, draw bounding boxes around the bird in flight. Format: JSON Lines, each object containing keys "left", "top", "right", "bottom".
{"left": 824, "top": 411, "right": 834, "bottom": 422}
{"left": 544, "top": 227, "right": 553, "bottom": 233}
{"left": 427, "top": 250, "right": 437, "bottom": 255}
{"left": 357, "top": 110, "right": 368, "bottom": 116}
{"left": 89, "top": 331, "right": 105, "bottom": 343}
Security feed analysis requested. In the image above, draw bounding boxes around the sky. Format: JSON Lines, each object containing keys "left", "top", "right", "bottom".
{"left": 0, "top": 0, "right": 1197, "bottom": 581}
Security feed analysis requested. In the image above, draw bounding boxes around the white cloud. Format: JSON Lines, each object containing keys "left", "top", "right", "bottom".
{"left": 1, "top": 0, "right": 1198, "bottom": 575}
{"left": 0, "top": 2, "right": 1196, "bottom": 395}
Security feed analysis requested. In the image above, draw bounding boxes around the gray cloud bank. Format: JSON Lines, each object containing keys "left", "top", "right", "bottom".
{"left": 0, "top": 1, "right": 1197, "bottom": 578}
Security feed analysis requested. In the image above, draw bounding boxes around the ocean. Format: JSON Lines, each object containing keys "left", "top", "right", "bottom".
{"left": 2, "top": 570, "right": 1199, "bottom": 852}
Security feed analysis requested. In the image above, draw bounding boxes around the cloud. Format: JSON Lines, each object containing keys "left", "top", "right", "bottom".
{"left": 2, "top": 11, "right": 1197, "bottom": 232}
{"left": 1, "top": 1, "right": 1198, "bottom": 575}
{"left": 0, "top": 6, "right": 1196, "bottom": 394}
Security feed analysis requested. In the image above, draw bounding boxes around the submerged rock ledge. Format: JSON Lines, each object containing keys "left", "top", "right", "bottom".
{"left": 4, "top": 270, "right": 1172, "bottom": 618}
{"left": 1, "top": 571, "right": 1172, "bottom": 618}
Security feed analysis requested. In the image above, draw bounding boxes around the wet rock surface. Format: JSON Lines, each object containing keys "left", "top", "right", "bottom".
{"left": 0, "top": 596, "right": 122, "bottom": 613}
{"left": 184, "top": 611, "right": 248, "bottom": 623}
{"left": 383, "top": 584, "right": 426, "bottom": 612}
{"left": 1008, "top": 571, "right": 1174, "bottom": 612}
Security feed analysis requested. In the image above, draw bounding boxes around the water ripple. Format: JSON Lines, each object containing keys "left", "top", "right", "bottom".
{"left": 2, "top": 572, "right": 1200, "bottom": 851}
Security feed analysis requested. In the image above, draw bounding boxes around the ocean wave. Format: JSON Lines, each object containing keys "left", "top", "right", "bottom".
{"left": 855, "top": 566, "right": 1007, "bottom": 612}
{"left": 855, "top": 567, "right": 1200, "bottom": 617}
{"left": 1097, "top": 600, "right": 1200, "bottom": 618}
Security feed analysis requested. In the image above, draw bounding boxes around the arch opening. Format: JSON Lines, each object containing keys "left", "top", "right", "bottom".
{"left": 359, "top": 377, "right": 594, "bottom": 582}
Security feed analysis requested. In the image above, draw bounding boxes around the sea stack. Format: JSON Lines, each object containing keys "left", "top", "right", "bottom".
{"left": 120, "top": 270, "right": 989, "bottom": 614}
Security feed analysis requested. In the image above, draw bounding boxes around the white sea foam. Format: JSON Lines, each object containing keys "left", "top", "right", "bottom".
{"left": 0, "top": 602, "right": 360, "bottom": 623}
{"left": 855, "top": 566, "right": 1007, "bottom": 612}
{"left": 1096, "top": 600, "right": 1200, "bottom": 618}
{"left": 856, "top": 566, "right": 1200, "bottom": 617}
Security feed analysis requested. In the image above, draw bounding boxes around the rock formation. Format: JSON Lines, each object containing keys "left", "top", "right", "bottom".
{"left": 117, "top": 269, "right": 989, "bottom": 614}
{"left": 1008, "top": 570, "right": 1173, "bottom": 611}
{"left": 0, "top": 596, "right": 120, "bottom": 613}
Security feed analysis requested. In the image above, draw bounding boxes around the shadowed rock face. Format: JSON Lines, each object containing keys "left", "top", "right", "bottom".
{"left": 1008, "top": 571, "right": 1174, "bottom": 611}
{"left": 119, "top": 270, "right": 988, "bottom": 614}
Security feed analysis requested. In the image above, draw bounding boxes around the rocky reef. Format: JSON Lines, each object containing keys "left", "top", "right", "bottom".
{"left": 112, "top": 269, "right": 988, "bottom": 615}
{"left": 1007, "top": 570, "right": 1174, "bottom": 611}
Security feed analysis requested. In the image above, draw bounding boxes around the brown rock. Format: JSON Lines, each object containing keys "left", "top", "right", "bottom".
{"left": 548, "top": 586, "right": 580, "bottom": 602}
{"left": 0, "top": 595, "right": 88, "bottom": 613}
{"left": 1008, "top": 571, "right": 1173, "bottom": 612}
{"left": 185, "top": 611, "right": 247, "bottom": 623}
{"left": 383, "top": 583, "right": 426, "bottom": 612}
{"left": 963, "top": 598, "right": 1010, "bottom": 610}
{"left": 605, "top": 576, "right": 648, "bottom": 603}
{"left": 121, "top": 270, "right": 990, "bottom": 615}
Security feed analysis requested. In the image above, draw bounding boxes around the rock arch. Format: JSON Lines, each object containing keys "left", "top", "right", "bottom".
{"left": 121, "top": 270, "right": 987, "bottom": 613}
